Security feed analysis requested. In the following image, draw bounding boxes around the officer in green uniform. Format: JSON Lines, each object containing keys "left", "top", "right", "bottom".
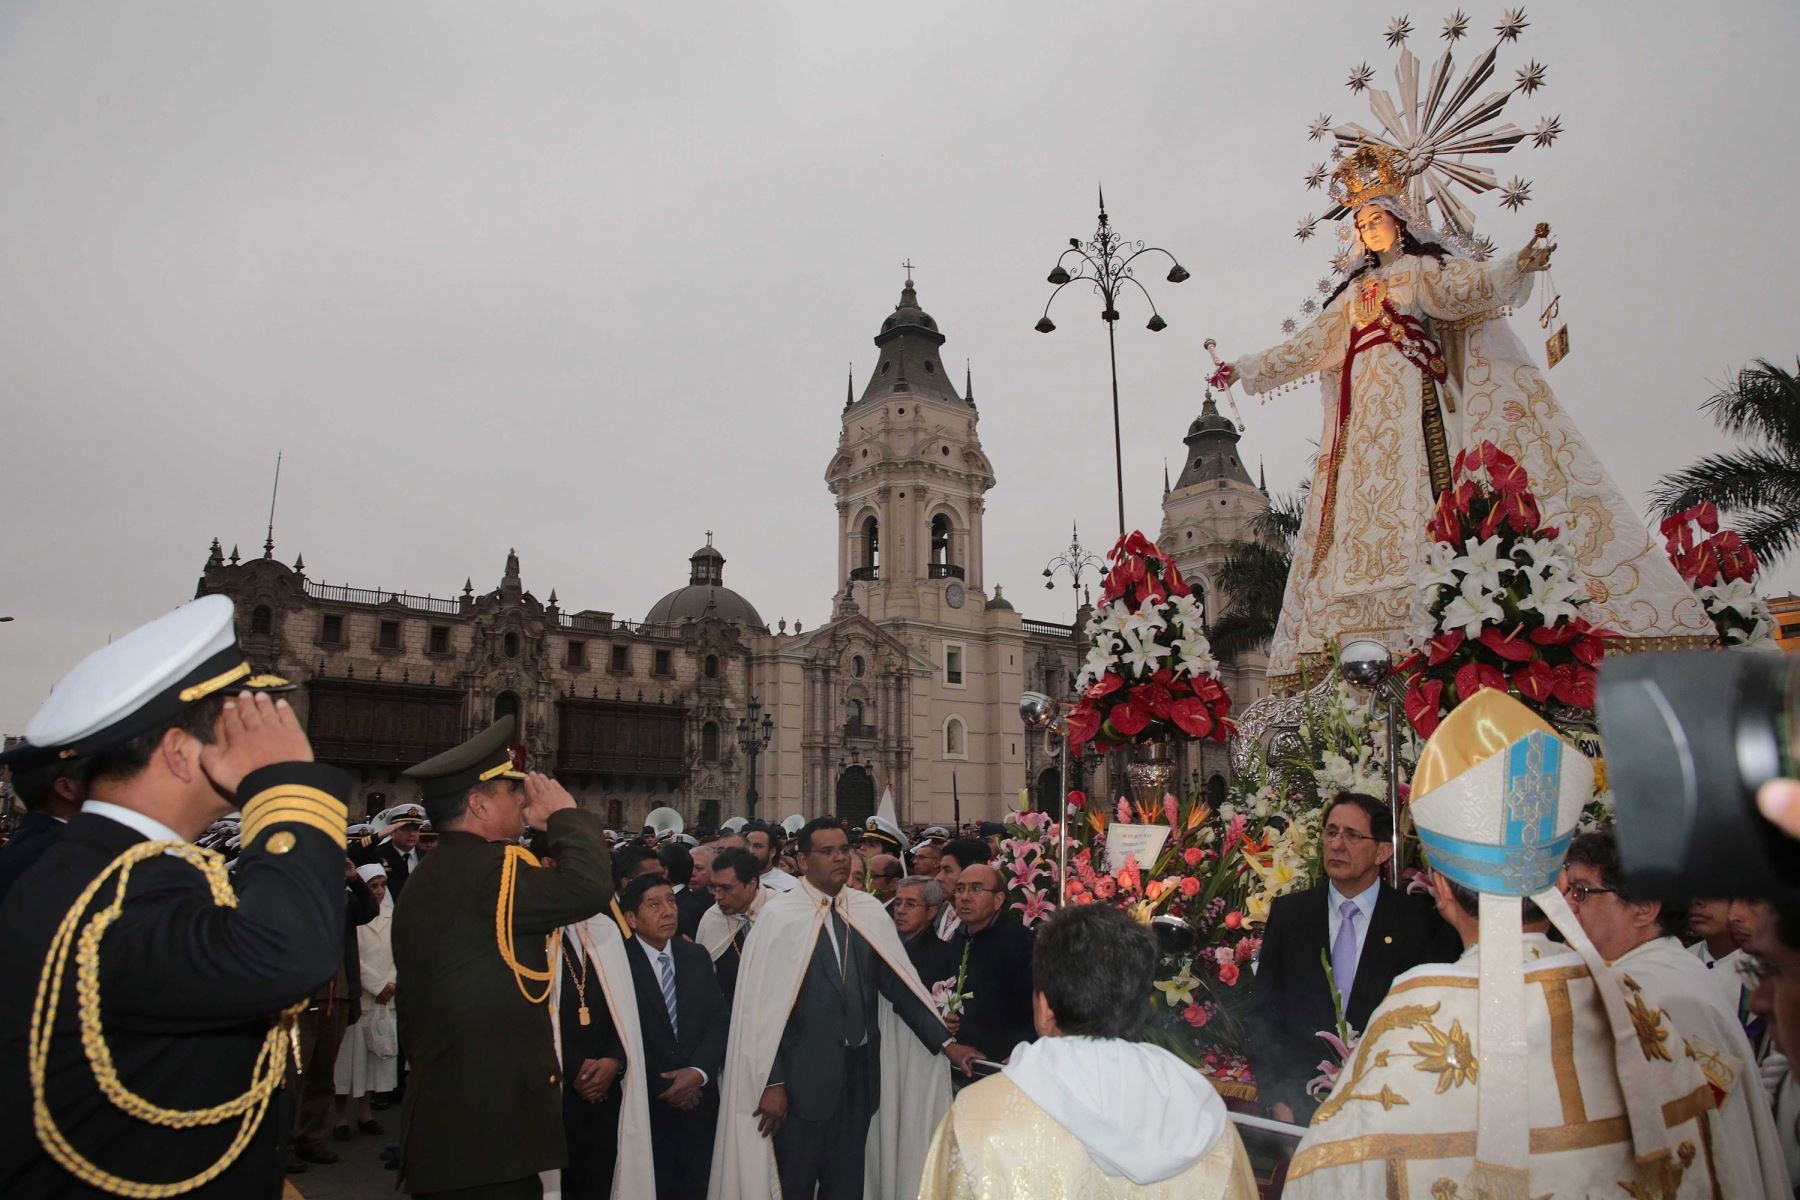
{"left": 0, "top": 594, "right": 354, "bottom": 1198}
{"left": 392, "top": 716, "right": 614, "bottom": 1198}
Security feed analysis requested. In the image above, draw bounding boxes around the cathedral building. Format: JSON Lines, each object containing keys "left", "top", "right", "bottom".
{"left": 195, "top": 275, "right": 1268, "bottom": 830}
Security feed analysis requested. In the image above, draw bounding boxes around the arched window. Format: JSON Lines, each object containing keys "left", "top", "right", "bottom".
{"left": 702, "top": 721, "right": 720, "bottom": 761}
{"left": 1206, "top": 774, "right": 1227, "bottom": 809}
{"left": 944, "top": 716, "right": 966, "bottom": 758}
{"left": 503, "top": 631, "right": 520, "bottom": 658}
{"left": 495, "top": 691, "right": 521, "bottom": 728}
{"left": 250, "top": 605, "right": 273, "bottom": 635}
{"left": 845, "top": 698, "right": 863, "bottom": 725}
{"left": 930, "top": 514, "right": 951, "bottom": 566}
{"left": 704, "top": 654, "right": 720, "bottom": 679}
{"left": 862, "top": 515, "right": 880, "bottom": 570}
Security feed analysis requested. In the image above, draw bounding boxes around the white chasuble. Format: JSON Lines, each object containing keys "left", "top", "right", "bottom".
{"left": 1234, "top": 253, "right": 1711, "bottom": 684}
{"left": 1283, "top": 936, "right": 1734, "bottom": 1199}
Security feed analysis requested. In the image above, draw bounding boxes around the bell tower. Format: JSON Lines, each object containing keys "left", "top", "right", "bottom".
{"left": 825, "top": 270, "right": 996, "bottom": 624}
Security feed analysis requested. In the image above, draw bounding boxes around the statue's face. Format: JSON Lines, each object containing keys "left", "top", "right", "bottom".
{"left": 1355, "top": 205, "right": 1402, "bottom": 254}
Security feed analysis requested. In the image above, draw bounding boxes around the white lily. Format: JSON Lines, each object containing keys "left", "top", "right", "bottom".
{"left": 1518, "top": 567, "right": 1584, "bottom": 626}
{"left": 1451, "top": 534, "right": 1509, "bottom": 597}
{"left": 1415, "top": 540, "right": 1462, "bottom": 592}
{"left": 1118, "top": 603, "right": 1167, "bottom": 640}
{"left": 1440, "top": 573, "right": 1505, "bottom": 638}
{"left": 1699, "top": 579, "right": 1762, "bottom": 620}
{"left": 1118, "top": 624, "right": 1167, "bottom": 676}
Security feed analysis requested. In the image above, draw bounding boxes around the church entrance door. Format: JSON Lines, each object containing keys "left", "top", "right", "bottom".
{"left": 835, "top": 766, "right": 875, "bottom": 827}
{"left": 1035, "top": 766, "right": 1060, "bottom": 814}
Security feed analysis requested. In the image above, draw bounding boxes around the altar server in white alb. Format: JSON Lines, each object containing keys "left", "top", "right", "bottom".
{"left": 708, "top": 816, "right": 978, "bottom": 1200}
{"left": 1284, "top": 691, "right": 1755, "bottom": 1199}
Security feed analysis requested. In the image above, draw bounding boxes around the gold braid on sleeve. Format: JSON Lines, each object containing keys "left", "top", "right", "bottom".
{"left": 30, "top": 841, "right": 303, "bottom": 1197}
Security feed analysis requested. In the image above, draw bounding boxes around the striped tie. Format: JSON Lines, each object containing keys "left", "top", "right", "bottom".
{"left": 658, "top": 950, "right": 679, "bottom": 1040}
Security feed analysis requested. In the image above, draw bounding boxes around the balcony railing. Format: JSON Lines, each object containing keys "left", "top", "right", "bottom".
{"left": 926, "top": 563, "right": 966, "bottom": 580}
{"left": 1021, "top": 618, "right": 1076, "bottom": 638}
{"left": 304, "top": 581, "right": 463, "bottom": 615}
{"left": 848, "top": 566, "right": 880, "bottom": 582}
{"left": 842, "top": 721, "right": 879, "bottom": 740}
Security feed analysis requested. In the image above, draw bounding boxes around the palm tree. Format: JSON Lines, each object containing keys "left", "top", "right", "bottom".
{"left": 1650, "top": 358, "right": 1800, "bottom": 566}
{"left": 1209, "top": 491, "right": 1306, "bottom": 659}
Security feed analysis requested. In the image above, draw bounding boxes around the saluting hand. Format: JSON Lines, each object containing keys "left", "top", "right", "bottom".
{"left": 519, "top": 772, "right": 577, "bottom": 829}
{"left": 201, "top": 693, "right": 313, "bottom": 798}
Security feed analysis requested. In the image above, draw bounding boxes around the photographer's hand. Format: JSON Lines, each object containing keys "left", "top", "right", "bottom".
{"left": 1756, "top": 778, "right": 1800, "bottom": 840}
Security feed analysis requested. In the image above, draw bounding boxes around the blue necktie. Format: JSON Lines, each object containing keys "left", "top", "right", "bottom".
{"left": 1331, "top": 899, "right": 1361, "bottom": 1002}
{"left": 658, "top": 950, "right": 679, "bottom": 1040}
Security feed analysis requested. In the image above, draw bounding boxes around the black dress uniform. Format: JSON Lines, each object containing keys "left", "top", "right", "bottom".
{"left": 391, "top": 720, "right": 614, "bottom": 1198}
{"left": 0, "top": 594, "right": 353, "bottom": 1199}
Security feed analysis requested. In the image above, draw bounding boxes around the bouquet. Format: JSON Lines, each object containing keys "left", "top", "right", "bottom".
{"left": 996, "top": 809, "right": 1060, "bottom": 927}
{"left": 930, "top": 940, "right": 974, "bottom": 1020}
{"left": 1661, "top": 501, "right": 1773, "bottom": 648}
{"left": 1397, "top": 441, "right": 1615, "bottom": 737}
{"left": 1067, "top": 531, "right": 1234, "bottom": 750}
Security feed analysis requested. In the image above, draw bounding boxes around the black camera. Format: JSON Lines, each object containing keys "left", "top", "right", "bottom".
{"left": 1596, "top": 650, "right": 1800, "bottom": 902}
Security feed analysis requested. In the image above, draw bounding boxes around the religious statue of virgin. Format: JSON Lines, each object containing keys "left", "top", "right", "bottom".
{"left": 1220, "top": 144, "right": 1711, "bottom": 687}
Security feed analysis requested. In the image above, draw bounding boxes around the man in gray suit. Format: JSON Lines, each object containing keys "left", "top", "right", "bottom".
{"left": 756, "top": 819, "right": 977, "bottom": 1198}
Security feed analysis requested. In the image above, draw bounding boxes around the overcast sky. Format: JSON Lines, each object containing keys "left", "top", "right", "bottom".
{"left": 3, "top": 0, "right": 1796, "bottom": 732}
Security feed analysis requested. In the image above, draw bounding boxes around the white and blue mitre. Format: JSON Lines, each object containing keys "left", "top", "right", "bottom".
{"left": 1409, "top": 691, "right": 1685, "bottom": 1199}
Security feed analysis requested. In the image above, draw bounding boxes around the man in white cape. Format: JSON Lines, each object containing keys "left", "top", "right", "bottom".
{"left": 709, "top": 817, "right": 974, "bottom": 1200}
{"left": 541, "top": 905, "right": 655, "bottom": 1200}
{"left": 1285, "top": 692, "right": 1752, "bottom": 1199}
{"left": 1560, "top": 829, "right": 1790, "bottom": 1198}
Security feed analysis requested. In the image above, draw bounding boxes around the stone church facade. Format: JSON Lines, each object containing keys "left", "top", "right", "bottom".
{"left": 196, "top": 276, "right": 1268, "bottom": 830}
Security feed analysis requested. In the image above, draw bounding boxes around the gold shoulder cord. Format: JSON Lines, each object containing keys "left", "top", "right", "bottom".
{"left": 29, "top": 841, "right": 302, "bottom": 1197}
{"left": 496, "top": 844, "right": 555, "bottom": 1004}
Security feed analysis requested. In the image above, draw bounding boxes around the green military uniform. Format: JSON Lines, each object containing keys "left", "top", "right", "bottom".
{"left": 391, "top": 719, "right": 613, "bottom": 1197}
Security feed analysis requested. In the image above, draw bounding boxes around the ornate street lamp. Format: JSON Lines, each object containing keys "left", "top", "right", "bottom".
{"left": 735, "top": 696, "right": 774, "bottom": 821}
{"left": 1036, "top": 187, "right": 1189, "bottom": 537}
{"left": 1041, "top": 521, "right": 1104, "bottom": 604}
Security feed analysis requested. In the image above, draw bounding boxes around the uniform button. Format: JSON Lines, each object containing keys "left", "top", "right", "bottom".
{"left": 549, "top": 1074, "right": 558, "bottom": 1085}
{"left": 265, "top": 831, "right": 297, "bottom": 855}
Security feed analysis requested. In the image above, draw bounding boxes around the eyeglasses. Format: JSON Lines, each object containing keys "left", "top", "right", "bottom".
{"left": 951, "top": 884, "right": 1002, "bottom": 897}
{"left": 1322, "top": 825, "right": 1380, "bottom": 846}
{"left": 1562, "top": 883, "right": 1618, "bottom": 905}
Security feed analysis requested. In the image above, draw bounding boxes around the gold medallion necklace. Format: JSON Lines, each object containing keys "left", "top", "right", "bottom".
{"left": 561, "top": 924, "right": 598, "bottom": 1026}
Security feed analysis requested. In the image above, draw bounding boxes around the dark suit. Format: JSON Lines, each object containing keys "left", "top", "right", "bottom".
{"left": 903, "top": 926, "right": 961, "bottom": 992}
{"left": 355, "top": 838, "right": 419, "bottom": 899}
{"left": 0, "top": 810, "right": 66, "bottom": 906}
{"left": 953, "top": 918, "right": 1036, "bottom": 1062}
{"left": 0, "top": 764, "right": 353, "bottom": 1199}
{"left": 713, "top": 921, "right": 750, "bottom": 1010}
{"left": 393, "top": 808, "right": 613, "bottom": 1196}
{"left": 1250, "top": 881, "right": 1460, "bottom": 1116}
{"left": 625, "top": 937, "right": 727, "bottom": 1200}
{"left": 557, "top": 932, "right": 626, "bottom": 1200}
{"left": 674, "top": 884, "right": 711, "bottom": 942}
{"left": 768, "top": 915, "right": 949, "bottom": 1199}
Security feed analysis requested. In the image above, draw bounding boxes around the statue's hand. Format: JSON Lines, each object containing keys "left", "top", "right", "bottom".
{"left": 1515, "top": 240, "right": 1556, "bottom": 273}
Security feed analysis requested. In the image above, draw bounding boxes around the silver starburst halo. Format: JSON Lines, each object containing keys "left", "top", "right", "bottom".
{"left": 1443, "top": 9, "right": 1469, "bottom": 40}
{"left": 1386, "top": 15, "right": 1414, "bottom": 47}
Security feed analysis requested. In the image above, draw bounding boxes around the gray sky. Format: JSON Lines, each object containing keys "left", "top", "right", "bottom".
{"left": 4, "top": 0, "right": 1796, "bottom": 732}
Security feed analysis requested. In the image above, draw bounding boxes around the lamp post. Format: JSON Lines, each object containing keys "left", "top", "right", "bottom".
{"left": 1036, "top": 188, "right": 1190, "bottom": 538}
{"left": 1041, "top": 521, "right": 1104, "bottom": 600}
{"left": 736, "top": 696, "right": 774, "bottom": 821}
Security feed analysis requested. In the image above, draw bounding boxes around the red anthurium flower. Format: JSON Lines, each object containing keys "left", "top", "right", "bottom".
{"left": 1191, "top": 677, "right": 1227, "bottom": 706}
{"left": 1168, "top": 697, "right": 1215, "bottom": 739}
{"left": 1065, "top": 790, "right": 1087, "bottom": 810}
{"left": 1496, "top": 489, "right": 1540, "bottom": 534}
{"left": 1211, "top": 717, "right": 1232, "bottom": 743}
{"left": 1478, "top": 443, "right": 1530, "bottom": 493}
{"left": 1511, "top": 658, "right": 1556, "bottom": 703}
{"left": 1150, "top": 666, "right": 1175, "bottom": 688}
{"left": 1454, "top": 661, "right": 1508, "bottom": 702}
{"left": 1404, "top": 676, "right": 1445, "bottom": 737}
{"left": 1108, "top": 699, "right": 1151, "bottom": 738}
{"left": 1163, "top": 560, "right": 1193, "bottom": 597}
{"left": 1530, "top": 621, "right": 1580, "bottom": 646}
{"left": 1085, "top": 673, "right": 1126, "bottom": 699}
{"left": 1066, "top": 705, "right": 1101, "bottom": 750}
{"left": 1713, "top": 533, "right": 1760, "bottom": 584}
{"left": 1132, "top": 683, "right": 1175, "bottom": 720}
{"left": 1477, "top": 626, "right": 1535, "bottom": 662}
{"left": 1571, "top": 635, "right": 1606, "bottom": 667}
{"left": 1550, "top": 663, "right": 1597, "bottom": 708}
{"left": 1426, "top": 631, "right": 1466, "bottom": 665}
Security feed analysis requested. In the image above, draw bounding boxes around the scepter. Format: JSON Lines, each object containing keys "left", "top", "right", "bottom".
{"left": 1201, "top": 339, "right": 1247, "bottom": 432}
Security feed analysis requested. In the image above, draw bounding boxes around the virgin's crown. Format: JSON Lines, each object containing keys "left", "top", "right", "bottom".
{"left": 1329, "top": 144, "right": 1407, "bottom": 209}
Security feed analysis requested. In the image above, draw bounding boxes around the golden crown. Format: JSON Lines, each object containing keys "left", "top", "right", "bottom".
{"left": 1329, "top": 143, "right": 1408, "bottom": 210}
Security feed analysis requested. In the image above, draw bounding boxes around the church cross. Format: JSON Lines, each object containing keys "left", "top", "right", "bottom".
{"left": 902, "top": 258, "right": 916, "bottom": 282}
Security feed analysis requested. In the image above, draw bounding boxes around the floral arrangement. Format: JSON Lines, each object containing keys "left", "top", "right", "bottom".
{"left": 930, "top": 940, "right": 974, "bottom": 1020}
{"left": 1068, "top": 532, "right": 1234, "bottom": 750}
{"left": 995, "top": 809, "right": 1060, "bottom": 927}
{"left": 1660, "top": 502, "right": 1773, "bottom": 648}
{"left": 1398, "top": 441, "right": 1616, "bottom": 737}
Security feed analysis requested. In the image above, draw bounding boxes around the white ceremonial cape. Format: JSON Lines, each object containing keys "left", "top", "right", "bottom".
{"left": 1234, "top": 252, "right": 1711, "bottom": 683}
{"left": 697, "top": 886, "right": 766, "bottom": 962}
{"left": 707, "top": 880, "right": 951, "bottom": 1200}
{"left": 540, "top": 914, "right": 654, "bottom": 1200}
{"left": 1284, "top": 935, "right": 1736, "bottom": 1199}
{"left": 1613, "top": 936, "right": 1789, "bottom": 1199}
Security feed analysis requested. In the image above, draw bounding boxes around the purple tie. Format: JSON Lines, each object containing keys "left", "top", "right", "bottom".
{"left": 1331, "top": 899, "right": 1361, "bottom": 1002}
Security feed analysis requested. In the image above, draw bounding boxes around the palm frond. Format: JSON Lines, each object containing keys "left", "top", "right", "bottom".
{"left": 1702, "top": 359, "right": 1800, "bottom": 451}
{"left": 1733, "top": 507, "right": 1800, "bottom": 564}
{"left": 1649, "top": 450, "right": 1800, "bottom": 518}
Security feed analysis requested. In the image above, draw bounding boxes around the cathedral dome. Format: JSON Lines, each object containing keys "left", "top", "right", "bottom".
{"left": 644, "top": 538, "right": 765, "bottom": 629}
{"left": 851, "top": 273, "right": 969, "bottom": 409}
{"left": 1172, "top": 392, "right": 1254, "bottom": 491}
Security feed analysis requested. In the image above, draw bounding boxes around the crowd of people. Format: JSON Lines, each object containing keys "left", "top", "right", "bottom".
{"left": 3, "top": 597, "right": 1800, "bottom": 1198}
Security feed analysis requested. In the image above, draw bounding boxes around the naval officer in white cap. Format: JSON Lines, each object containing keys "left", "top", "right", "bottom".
{"left": 0, "top": 594, "right": 355, "bottom": 1199}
